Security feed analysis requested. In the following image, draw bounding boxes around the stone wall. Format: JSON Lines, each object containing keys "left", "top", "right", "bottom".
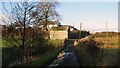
{"left": 49, "top": 30, "right": 68, "bottom": 39}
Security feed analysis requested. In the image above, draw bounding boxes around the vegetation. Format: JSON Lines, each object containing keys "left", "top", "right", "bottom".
{"left": 2, "top": 38, "right": 64, "bottom": 67}
{"left": 95, "top": 37, "right": 119, "bottom": 48}
{"left": 14, "top": 47, "right": 63, "bottom": 67}
{"left": 92, "top": 32, "right": 119, "bottom": 48}
{"left": 75, "top": 36, "right": 102, "bottom": 66}
{"left": 1, "top": 0, "right": 61, "bottom": 67}
{"left": 75, "top": 32, "right": 119, "bottom": 66}
{"left": 2, "top": 2, "right": 37, "bottom": 63}
{"left": 92, "top": 32, "right": 120, "bottom": 38}
{"left": 69, "top": 30, "right": 90, "bottom": 39}
{"left": 93, "top": 32, "right": 119, "bottom": 66}
{"left": 0, "top": 38, "right": 2, "bottom": 48}
{"left": 33, "top": 1, "right": 60, "bottom": 31}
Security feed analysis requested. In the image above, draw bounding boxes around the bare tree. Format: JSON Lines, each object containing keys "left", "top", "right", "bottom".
{"left": 2, "top": 0, "right": 61, "bottom": 65}
{"left": 33, "top": 0, "right": 60, "bottom": 31}
{"left": 2, "top": 2, "right": 35, "bottom": 63}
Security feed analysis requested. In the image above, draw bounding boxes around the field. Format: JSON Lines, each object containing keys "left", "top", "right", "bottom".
{"left": 94, "top": 34, "right": 119, "bottom": 66}
{"left": 95, "top": 36, "right": 119, "bottom": 48}
{"left": 0, "top": 38, "right": 13, "bottom": 48}
{"left": 75, "top": 32, "right": 119, "bottom": 66}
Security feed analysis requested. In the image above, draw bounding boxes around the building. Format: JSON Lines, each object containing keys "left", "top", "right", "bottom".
{"left": 49, "top": 25, "right": 78, "bottom": 39}
{"left": 35, "top": 21, "right": 60, "bottom": 31}
{"left": 47, "top": 21, "right": 60, "bottom": 30}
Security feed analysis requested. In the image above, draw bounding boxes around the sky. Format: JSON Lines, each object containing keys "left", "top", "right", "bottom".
{"left": 57, "top": 2, "right": 118, "bottom": 33}
{"left": 0, "top": 0, "right": 119, "bottom": 2}
{"left": 0, "top": 0, "right": 119, "bottom": 33}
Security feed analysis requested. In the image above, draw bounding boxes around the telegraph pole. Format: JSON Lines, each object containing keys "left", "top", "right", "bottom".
{"left": 106, "top": 21, "right": 108, "bottom": 37}
{"left": 73, "top": 22, "right": 75, "bottom": 27}
{"left": 79, "top": 22, "right": 82, "bottom": 39}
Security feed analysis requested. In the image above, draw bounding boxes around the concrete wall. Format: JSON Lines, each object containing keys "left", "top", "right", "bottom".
{"left": 49, "top": 30, "right": 68, "bottom": 39}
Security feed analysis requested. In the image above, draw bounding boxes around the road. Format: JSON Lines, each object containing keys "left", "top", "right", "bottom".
{"left": 48, "top": 40, "right": 79, "bottom": 67}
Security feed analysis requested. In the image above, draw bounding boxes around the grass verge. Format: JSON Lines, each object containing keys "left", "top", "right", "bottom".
{"left": 13, "top": 47, "right": 63, "bottom": 67}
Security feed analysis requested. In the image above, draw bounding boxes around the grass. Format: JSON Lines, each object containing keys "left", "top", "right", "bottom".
{"left": 1, "top": 38, "right": 16, "bottom": 48}
{"left": 2, "top": 38, "right": 64, "bottom": 67}
{"left": 75, "top": 43, "right": 119, "bottom": 66}
{"left": 47, "top": 39, "right": 64, "bottom": 47}
{"left": 95, "top": 36, "right": 119, "bottom": 48}
{"left": 94, "top": 35, "right": 119, "bottom": 66}
{"left": 0, "top": 38, "right": 2, "bottom": 48}
{"left": 0, "top": 37, "right": 2, "bottom": 67}
{"left": 97, "top": 48, "right": 119, "bottom": 66}
{"left": 14, "top": 47, "right": 63, "bottom": 67}
{"left": 75, "top": 44, "right": 102, "bottom": 66}
{"left": 75, "top": 33, "right": 119, "bottom": 66}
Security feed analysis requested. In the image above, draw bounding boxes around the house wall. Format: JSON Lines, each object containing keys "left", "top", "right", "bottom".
{"left": 49, "top": 30, "right": 68, "bottom": 39}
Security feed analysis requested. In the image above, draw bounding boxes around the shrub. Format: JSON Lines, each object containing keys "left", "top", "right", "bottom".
{"left": 92, "top": 32, "right": 119, "bottom": 38}
{"left": 69, "top": 30, "right": 90, "bottom": 39}
{"left": 76, "top": 35, "right": 103, "bottom": 66}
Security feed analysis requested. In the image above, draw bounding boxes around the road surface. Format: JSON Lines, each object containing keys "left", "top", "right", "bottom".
{"left": 48, "top": 40, "right": 79, "bottom": 67}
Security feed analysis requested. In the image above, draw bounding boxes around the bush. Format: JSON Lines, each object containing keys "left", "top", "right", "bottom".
{"left": 69, "top": 30, "right": 90, "bottom": 39}
{"left": 2, "top": 38, "right": 63, "bottom": 67}
{"left": 2, "top": 47, "right": 21, "bottom": 66}
{"left": 76, "top": 35, "right": 103, "bottom": 66}
{"left": 92, "top": 32, "right": 119, "bottom": 38}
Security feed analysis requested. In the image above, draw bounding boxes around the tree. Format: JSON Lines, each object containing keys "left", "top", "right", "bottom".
{"left": 33, "top": 0, "right": 60, "bottom": 31}
{"left": 2, "top": 2, "right": 35, "bottom": 63}
{"left": 2, "top": 0, "right": 61, "bottom": 65}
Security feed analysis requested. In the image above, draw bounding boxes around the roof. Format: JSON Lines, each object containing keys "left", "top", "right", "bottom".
{"left": 50, "top": 25, "right": 70, "bottom": 31}
{"left": 47, "top": 21, "right": 58, "bottom": 25}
